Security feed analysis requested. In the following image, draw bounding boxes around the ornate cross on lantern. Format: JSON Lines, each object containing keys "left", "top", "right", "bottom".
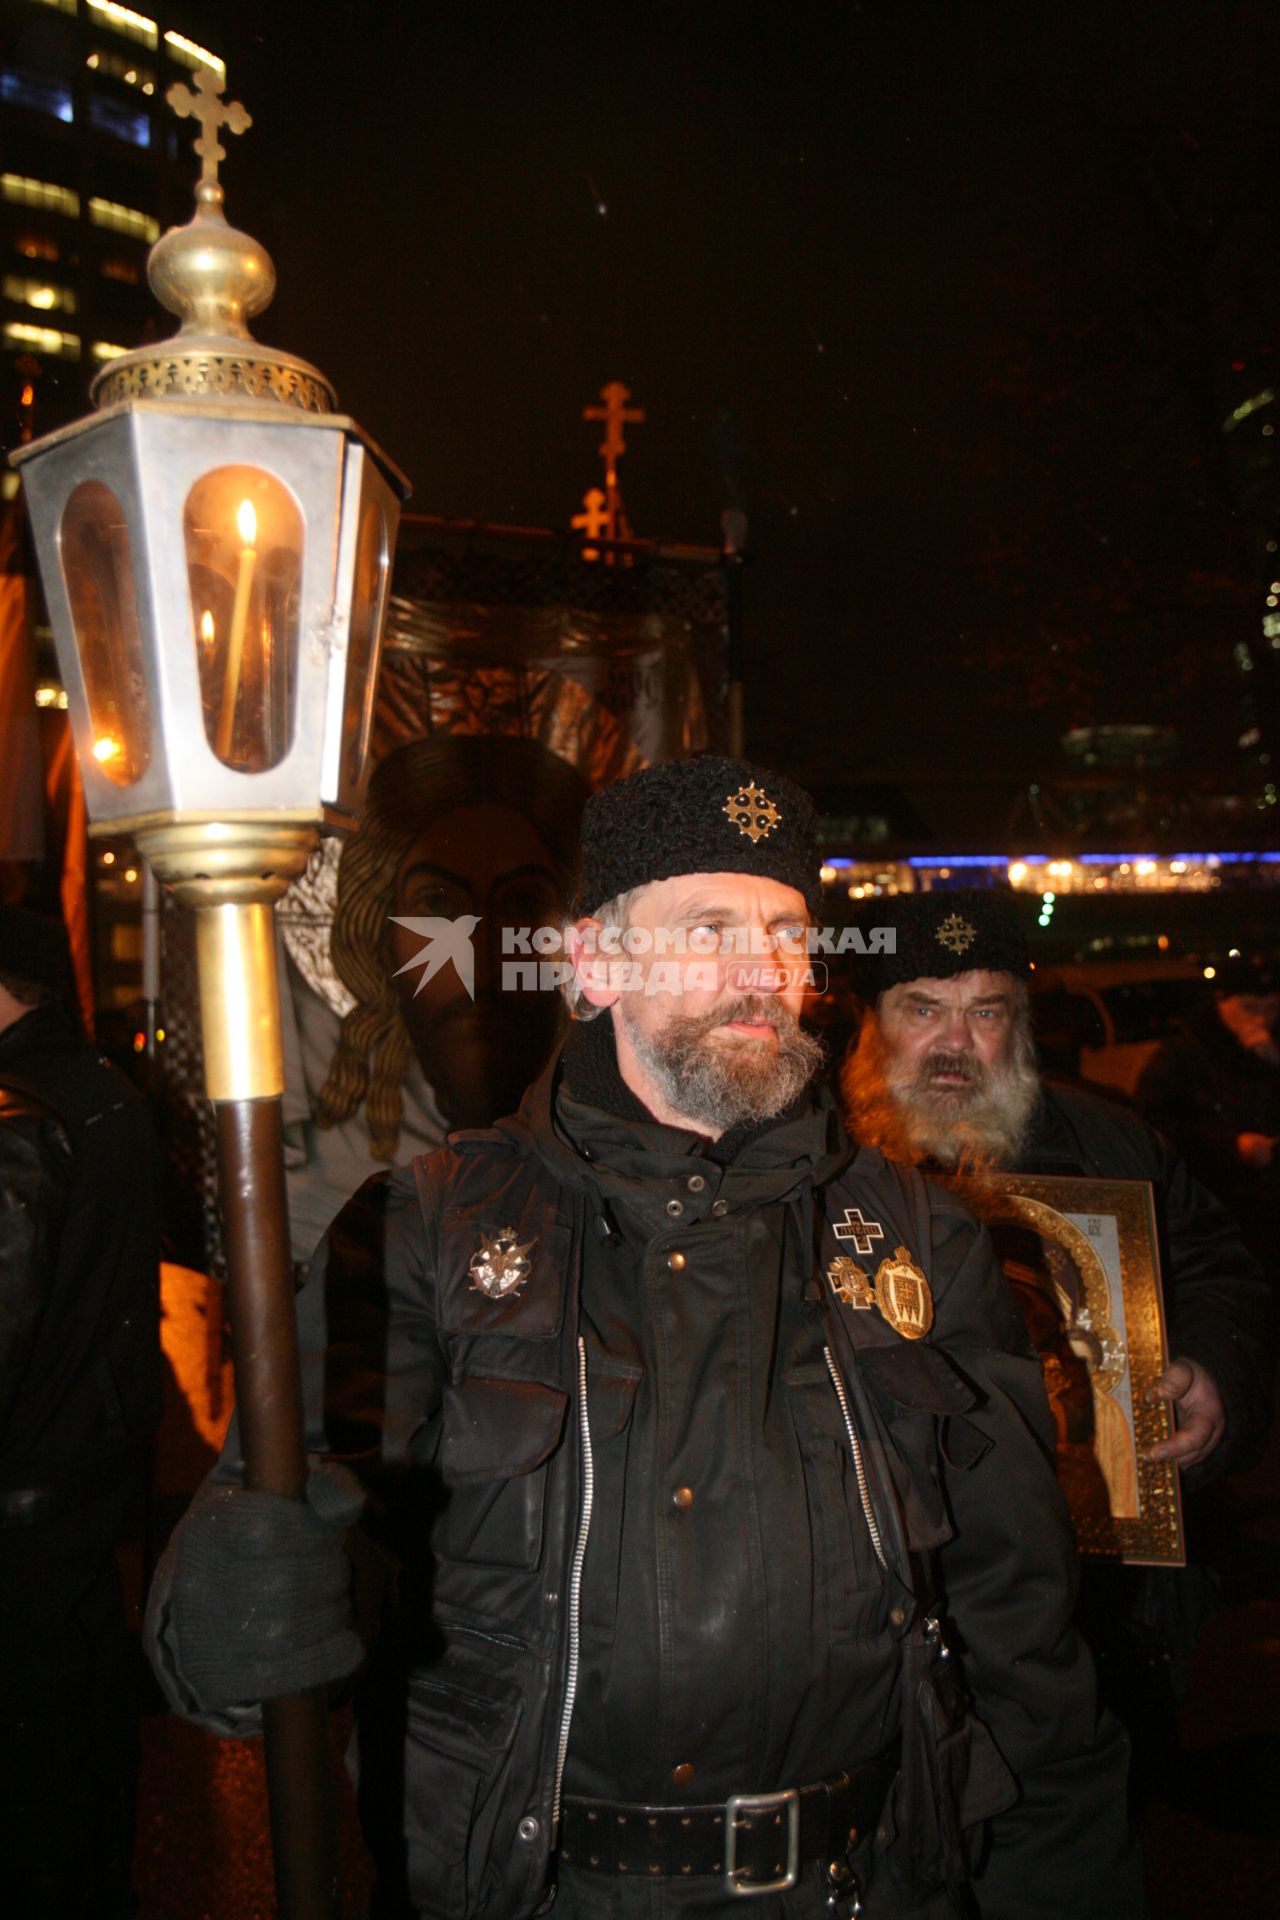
{"left": 167, "top": 67, "right": 252, "bottom": 186}
{"left": 833, "top": 1208, "right": 885, "bottom": 1257}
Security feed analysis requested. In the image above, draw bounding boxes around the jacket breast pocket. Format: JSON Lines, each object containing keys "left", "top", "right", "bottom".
{"left": 580, "top": 1360, "right": 643, "bottom": 1638}
{"left": 786, "top": 1367, "right": 886, "bottom": 1641}
{"left": 403, "top": 1650, "right": 527, "bottom": 1920}
{"left": 435, "top": 1377, "right": 567, "bottom": 1571}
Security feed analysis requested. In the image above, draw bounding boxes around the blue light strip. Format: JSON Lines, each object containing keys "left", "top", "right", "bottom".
{"left": 903, "top": 852, "right": 1280, "bottom": 867}
{"left": 821, "top": 852, "right": 1280, "bottom": 874}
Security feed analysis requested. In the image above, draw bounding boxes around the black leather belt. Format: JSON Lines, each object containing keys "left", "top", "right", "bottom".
{"left": 560, "top": 1744, "right": 898, "bottom": 1896}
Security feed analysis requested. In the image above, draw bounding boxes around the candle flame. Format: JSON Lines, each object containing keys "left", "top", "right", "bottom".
{"left": 236, "top": 498, "right": 257, "bottom": 547}
{"left": 200, "top": 609, "right": 215, "bottom": 646}
{"left": 93, "top": 736, "right": 120, "bottom": 763}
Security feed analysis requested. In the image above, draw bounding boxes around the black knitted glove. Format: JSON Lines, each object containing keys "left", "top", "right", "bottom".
{"left": 147, "top": 1461, "right": 366, "bottom": 1720}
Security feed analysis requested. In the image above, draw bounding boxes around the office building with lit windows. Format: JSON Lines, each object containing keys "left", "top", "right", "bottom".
{"left": 1, "top": 0, "right": 227, "bottom": 444}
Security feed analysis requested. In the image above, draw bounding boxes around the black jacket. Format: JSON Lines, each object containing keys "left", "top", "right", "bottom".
{"left": 154, "top": 1045, "right": 1142, "bottom": 1919}
{"left": 1020, "top": 1081, "right": 1274, "bottom": 1481}
{"left": 0, "top": 1004, "right": 162, "bottom": 1506}
{"left": 1134, "top": 1003, "right": 1279, "bottom": 1276}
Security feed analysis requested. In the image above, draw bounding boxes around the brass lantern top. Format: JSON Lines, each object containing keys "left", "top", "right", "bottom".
{"left": 91, "top": 69, "right": 336, "bottom": 417}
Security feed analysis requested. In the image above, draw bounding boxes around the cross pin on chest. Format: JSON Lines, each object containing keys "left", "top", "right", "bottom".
{"left": 833, "top": 1208, "right": 885, "bottom": 1256}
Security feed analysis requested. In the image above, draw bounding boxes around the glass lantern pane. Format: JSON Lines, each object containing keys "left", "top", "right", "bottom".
{"left": 339, "top": 496, "right": 388, "bottom": 793}
{"left": 59, "top": 479, "right": 151, "bottom": 787}
{"left": 183, "top": 465, "right": 303, "bottom": 773}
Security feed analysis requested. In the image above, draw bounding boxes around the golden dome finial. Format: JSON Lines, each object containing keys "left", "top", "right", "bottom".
{"left": 90, "top": 76, "right": 335, "bottom": 414}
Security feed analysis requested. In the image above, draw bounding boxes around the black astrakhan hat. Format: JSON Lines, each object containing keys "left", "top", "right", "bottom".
{"left": 869, "top": 887, "right": 1030, "bottom": 996}
{"left": 576, "top": 756, "right": 821, "bottom": 917}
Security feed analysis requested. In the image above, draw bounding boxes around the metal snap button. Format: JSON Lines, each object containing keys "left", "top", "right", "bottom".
{"left": 666, "top": 1197, "right": 684, "bottom": 1217}
{"left": 518, "top": 1816, "right": 540, "bottom": 1842}
{"left": 711, "top": 1198, "right": 729, "bottom": 1217}
{"left": 668, "top": 1251, "right": 686, "bottom": 1270}
{"left": 687, "top": 1174, "right": 706, "bottom": 1192}
{"left": 672, "top": 1761, "right": 695, "bottom": 1784}
{"left": 672, "top": 1485, "right": 695, "bottom": 1510}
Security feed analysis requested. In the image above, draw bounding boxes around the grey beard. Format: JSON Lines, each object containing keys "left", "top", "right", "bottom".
{"left": 620, "top": 994, "right": 825, "bottom": 1134}
{"left": 843, "top": 1016, "right": 1040, "bottom": 1172}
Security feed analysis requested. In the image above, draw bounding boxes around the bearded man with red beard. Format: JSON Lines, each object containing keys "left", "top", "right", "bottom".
{"left": 842, "top": 887, "right": 1274, "bottom": 1803}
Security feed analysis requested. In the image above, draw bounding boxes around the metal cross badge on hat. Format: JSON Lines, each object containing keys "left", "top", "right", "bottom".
{"left": 935, "top": 912, "right": 978, "bottom": 956}
{"left": 723, "top": 781, "right": 781, "bottom": 843}
{"left": 468, "top": 1230, "right": 536, "bottom": 1299}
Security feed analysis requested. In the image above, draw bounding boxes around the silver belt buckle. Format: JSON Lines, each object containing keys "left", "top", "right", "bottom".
{"left": 724, "top": 1787, "right": 800, "bottom": 1896}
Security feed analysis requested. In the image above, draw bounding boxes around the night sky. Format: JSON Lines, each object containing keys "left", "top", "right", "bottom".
{"left": 211, "top": 0, "right": 1280, "bottom": 811}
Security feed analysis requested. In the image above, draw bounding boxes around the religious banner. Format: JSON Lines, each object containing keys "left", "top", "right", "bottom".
{"left": 979, "top": 1171, "right": 1184, "bottom": 1566}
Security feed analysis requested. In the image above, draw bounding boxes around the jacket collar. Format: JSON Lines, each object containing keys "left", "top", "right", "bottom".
{"left": 0, "top": 1002, "right": 77, "bottom": 1066}
{"left": 493, "top": 1016, "right": 852, "bottom": 1221}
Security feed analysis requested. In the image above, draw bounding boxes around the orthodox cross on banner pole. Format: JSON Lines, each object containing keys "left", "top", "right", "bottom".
{"left": 570, "top": 486, "right": 610, "bottom": 562}
{"left": 576, "top": 380, "right": 644, "bottom": 562}
{"left": 167, "top": 67, "right": 252, "bottom": 186}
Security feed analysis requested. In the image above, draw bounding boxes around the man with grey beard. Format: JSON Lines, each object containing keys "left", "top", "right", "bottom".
{"left": 148, "top": 761, "right": 1143, "bottom": 1919}
{"left": 843, "top": 887, "right": 1274, "bottom": 1799}
{"left": 843, "top": 887, "right": 1271, "bottom": 1477}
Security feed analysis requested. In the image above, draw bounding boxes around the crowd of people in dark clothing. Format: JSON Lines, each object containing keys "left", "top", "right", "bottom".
{"left": 0, "top": 758, "right": 1274, "bottom": 1917}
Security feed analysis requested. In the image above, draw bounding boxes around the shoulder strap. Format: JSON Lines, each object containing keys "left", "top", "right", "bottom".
{"left": 0, "top": 1066, "right": 66, "bottom": 1132}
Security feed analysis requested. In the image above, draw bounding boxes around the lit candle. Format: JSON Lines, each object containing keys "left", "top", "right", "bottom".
{"left": 215, "top": 498, "right": 257, "bottom": 760}
{"left": 199, "top": 608, "right": 215, "bottom": 650}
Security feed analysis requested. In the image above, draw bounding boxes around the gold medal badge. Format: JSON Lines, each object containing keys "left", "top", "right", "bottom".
{"left": 872, "top": 1246, "right": 934, "bottom": 1340}
{"left": 826, "top": 1255, "right": 875, "bottom": 1310}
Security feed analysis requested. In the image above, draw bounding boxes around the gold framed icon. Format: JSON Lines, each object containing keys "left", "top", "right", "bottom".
{"left": 978, "top": 1172, "right": 1184, "bottom": 1566}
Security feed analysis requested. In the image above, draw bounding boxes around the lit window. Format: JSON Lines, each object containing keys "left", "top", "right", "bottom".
{"left": 85, "top": 1, "right": 158, "bottom": 51}
{"left": 163, "top": 31, "right": 226, "bottom": 86}
{"left": 86, "top": 48, "right": 157, "bottom": 92}
{"left": 100, "top": 256, "right": 140, "bottom": 284}
{"left": 3, "top": 321, "right": 80, "bottom": 359}
{"left": 15, "top": 235, "right": 60, "bottom": 262}
{"left": 2, "top": 176, "right": 80, "bottom": 219}
{"left": 91, "top": 340, "right": 129, "bottom": 361}
{"left": 3, "top": 276, "right": 77, "bottom": 315}
{"left": 0, "top": 71, "right": 74, "bottom": 122}
{"left": 89, "top": 95, "right": 151, "bottom": 147}
{"left": 88, "top": 198, "right": 159, "bottom": 243}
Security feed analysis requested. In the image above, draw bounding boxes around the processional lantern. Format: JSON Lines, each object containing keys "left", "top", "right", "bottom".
{"left": 12, "top": 70, "right": 405, "bottom": 1095}
{"left": 10, "top": 70, "right": 408, "bottom": 1920}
